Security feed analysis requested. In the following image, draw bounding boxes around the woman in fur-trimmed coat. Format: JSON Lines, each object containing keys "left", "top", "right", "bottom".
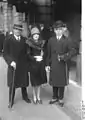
{"left": 26, "top": 26, "right": 47, "bottom": 104}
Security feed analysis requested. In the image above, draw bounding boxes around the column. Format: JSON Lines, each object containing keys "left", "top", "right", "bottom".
{"left": 8, "top": 4, "right": 13, "bottom": 32}
{"left": 3, "top": 0, "right": 8, "bottom": 34}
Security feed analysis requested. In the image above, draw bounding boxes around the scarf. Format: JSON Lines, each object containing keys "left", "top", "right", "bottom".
{"left": 26, "top": 37, "right": 45, "bottom": 50}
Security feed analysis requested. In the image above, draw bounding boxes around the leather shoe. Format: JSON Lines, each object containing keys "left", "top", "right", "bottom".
{"left": 58, "top": 100, "right": 64, "bottom": 107}
{"left": 37, "top": 99, "right": 42, "bottom": 104}
{"left": 49, "top": 99, "right": 59, "bottom": 104}
{"left": 33, "top": 99, "right": 37, "bottom": 104}
{"left": 8, "top": 101, "right": 14, "bottom": 108}
{"left": 23, "top": 98, "right": 31, "bottom": 103}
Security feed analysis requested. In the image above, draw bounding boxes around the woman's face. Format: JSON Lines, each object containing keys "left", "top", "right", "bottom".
{"left": 33, "top": 34, "right": 39, "bottom": 41}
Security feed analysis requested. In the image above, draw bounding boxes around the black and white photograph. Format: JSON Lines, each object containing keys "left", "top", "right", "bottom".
{"left": 0, "top": 0, "right": 82, "bottom": 120}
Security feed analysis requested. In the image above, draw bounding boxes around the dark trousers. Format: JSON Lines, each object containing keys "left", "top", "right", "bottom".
{"left": 52, "top": 86, "right": 65, "bottom": 100}
{"left": 9, "top": 86, "right": 28, "bottom": 103}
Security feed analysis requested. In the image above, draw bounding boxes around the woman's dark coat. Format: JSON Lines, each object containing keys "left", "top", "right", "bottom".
{"left": 3, "top": 34, "right": 30, "bottom": 88}
{"left": 26, "top": 37, "right": 47, "bottom": 86}
{"left": 46, "top": 36, "right": 76, "bottom": 87}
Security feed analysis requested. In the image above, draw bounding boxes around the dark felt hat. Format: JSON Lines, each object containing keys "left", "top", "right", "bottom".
{"left": 53, "top": 20, "right": 67, "bottom": 29}
{"left": 13, "top": 24, "right": 23, "bottom": 31}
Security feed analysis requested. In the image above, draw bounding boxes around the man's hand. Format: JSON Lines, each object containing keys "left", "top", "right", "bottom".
{"left": 10, "top": 61, "right": 16, "bottom": 70}
{"left": 45, "top": 66, "right": 50, "bottom": 72}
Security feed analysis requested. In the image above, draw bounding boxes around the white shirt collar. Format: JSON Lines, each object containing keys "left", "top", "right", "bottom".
{"left": 56, "top": 35, "right": 62, "bottom": 40}
{"left": 14, "top": 34, "right": 20, "bottom": 40}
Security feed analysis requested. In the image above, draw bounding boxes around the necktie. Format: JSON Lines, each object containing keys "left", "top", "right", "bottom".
{"left": 18, "top": 37, "right": 19, "bottom": 40}
{"left": 17, "top": 36, "right": 20, "bottom": 41}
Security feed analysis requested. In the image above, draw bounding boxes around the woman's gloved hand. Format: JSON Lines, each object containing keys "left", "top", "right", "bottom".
{"left": 34, "top": 56, "right": 43, "bottom": 62}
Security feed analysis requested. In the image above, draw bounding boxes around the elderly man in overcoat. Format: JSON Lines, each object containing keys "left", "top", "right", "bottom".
{"left": 3, "top": 24, "right": 31, "bottom": 108}
{"left": 46, "top": 21, "right": 76, "bottom": 106}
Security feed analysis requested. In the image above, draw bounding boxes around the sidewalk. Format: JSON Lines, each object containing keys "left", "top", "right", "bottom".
{"left": 42, "top": 82, "right": 81, "bottom": 120}
{"left": 0, "top": 57, "right": 81, "bottom": 120}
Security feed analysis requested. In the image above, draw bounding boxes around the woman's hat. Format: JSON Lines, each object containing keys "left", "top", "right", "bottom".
{"left": 31, "top": 27, "right": 40, "bottom": 35}
{"left": 13, "top": 24, "right": 23, "bottom": 31}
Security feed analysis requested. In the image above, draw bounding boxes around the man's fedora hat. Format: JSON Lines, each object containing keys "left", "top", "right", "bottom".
{"left": 53, "top": 20, "right": 67, "bottom": 29}
{"left": 13, "top": 24, "right": 23, "bottom": 31}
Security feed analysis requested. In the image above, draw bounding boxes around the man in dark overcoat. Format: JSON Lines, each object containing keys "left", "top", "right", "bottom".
{"left": 46, "top": 21, "right": 77, "bottom": 106}
{"left": 0, "top": 31, "right": 5, "bottom": 55}
{"left": 3, "top": 24, "right": 31, "bottom": 108}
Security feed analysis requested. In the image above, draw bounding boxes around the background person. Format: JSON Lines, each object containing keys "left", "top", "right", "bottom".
{"left": 0, "top": 30, "right": 5, "bottom": 55}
